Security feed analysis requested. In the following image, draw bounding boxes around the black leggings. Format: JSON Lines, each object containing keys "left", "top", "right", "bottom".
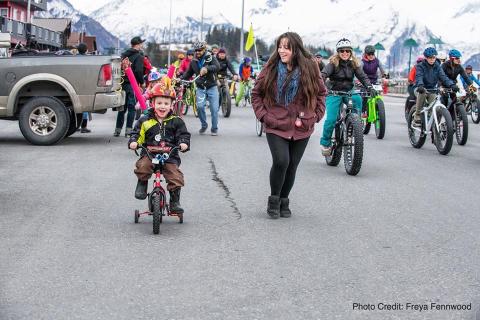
{"left": 266, "top": 133, "right": 310, "bottom": 198}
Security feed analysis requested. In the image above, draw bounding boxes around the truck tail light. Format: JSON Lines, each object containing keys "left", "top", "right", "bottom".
{"left": 98, "top": 64, "right": 112, "bottom": 87}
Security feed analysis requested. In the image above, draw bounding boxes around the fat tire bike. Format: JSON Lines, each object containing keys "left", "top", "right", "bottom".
{"left": 362, "top": 84, "right": 386, "bottom": 139}
{"left": 443, "top": 90, "right": 468, "bottom": 145}
{"left": 324, "top": 90, "right": 365, "bottom": 176}
{"left": 218, "top": 76, "right": 232, "bottom": 118}
{"left": 463, "top": 91, "right": 480, "bottom": 124}
{"left": 407, "top": 88, "right": 454, "bottom": 155}
{"left": 134, "top": 145, "right": 183, "bottom": 235}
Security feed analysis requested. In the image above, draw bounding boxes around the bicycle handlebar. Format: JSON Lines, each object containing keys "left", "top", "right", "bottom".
{"left": 134, "top": 145, "right": 180, "bottom": 160}
{"left": 328, "top": 90, "right": 369, "bottom": 97}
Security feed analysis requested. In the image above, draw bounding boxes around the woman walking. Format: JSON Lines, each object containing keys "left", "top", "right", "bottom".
{"left": 252, "top": 32, "right": 326, "bottom": 219}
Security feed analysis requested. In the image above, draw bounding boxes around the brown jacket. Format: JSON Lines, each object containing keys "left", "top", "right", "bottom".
{"left": 252, "top": 67, "right": 327, "bottom": 140}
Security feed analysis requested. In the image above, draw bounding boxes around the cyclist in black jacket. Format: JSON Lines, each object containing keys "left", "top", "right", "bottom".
{"left": 440, "top": 49, "right": 476, "bottom": 107}
{"left": 182, "top": 41, "right": 221, "bottom": 135}
{"left": 216, "top": 48, "right": 238, "bottom": 80}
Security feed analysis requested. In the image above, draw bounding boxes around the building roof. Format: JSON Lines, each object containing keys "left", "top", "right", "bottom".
{"left": 31, "top": 18, "right": 72, "bottom": 33}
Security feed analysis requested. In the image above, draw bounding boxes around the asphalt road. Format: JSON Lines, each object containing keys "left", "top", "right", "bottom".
{"left": 1, "top": 96, "right": 480, "bottom": 320}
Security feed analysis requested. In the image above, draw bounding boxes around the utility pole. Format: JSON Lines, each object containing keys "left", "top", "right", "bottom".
{"left": 200, "top": 0, "right": 204, "bottom": 41}
{"left": 27, "top": 0, "right": 31, "bottom": 23}
{"left": 168, "top": 0, "right": 172, "bottom": 65}
{"left": 240, "top": 0, "right": 244, "bottom": 59}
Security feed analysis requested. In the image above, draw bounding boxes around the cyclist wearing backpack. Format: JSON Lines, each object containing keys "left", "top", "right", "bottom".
{"left": 412, "top": 47, "right": 457, "bottom": 127}
{"left": 320, "top": 38, "right": 374, "bottom": 155}
{"left": 235, "top": 57, "right": 255, "bottom": 106}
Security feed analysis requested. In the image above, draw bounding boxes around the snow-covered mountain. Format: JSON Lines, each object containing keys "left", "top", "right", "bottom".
{"left": 49, "top": 0, "right": 480, "bottom": 69}
{"left": 37, "top": 0, "right": 127, "bottom": 52}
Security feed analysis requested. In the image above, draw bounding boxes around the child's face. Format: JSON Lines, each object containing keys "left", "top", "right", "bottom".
{"left": 153, "top": 96, "right": 173, "bottom": 118}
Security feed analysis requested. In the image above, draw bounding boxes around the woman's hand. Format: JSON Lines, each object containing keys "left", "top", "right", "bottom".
{"left": 129, "top": 142, "right": 138, "bottom": 150}
{"left": 179, "top": 143, "right": 188, "bottom": 151}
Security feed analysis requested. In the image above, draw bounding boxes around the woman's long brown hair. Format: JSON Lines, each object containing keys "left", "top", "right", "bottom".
{"left": 259, "top": 32, "right": 320, "bottom": 111}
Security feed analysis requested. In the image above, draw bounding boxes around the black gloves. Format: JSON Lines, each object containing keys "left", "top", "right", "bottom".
{"left": 367, "top": 86, "right": 377, "bottom": 97}
{"left": 451, "top": 85, "right": 459, "bottom": 92}
{"left": 417, "top": 85, "right": 426, "bottom": 94}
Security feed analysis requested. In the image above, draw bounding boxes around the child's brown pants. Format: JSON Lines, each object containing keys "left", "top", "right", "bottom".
{"left": 134, "top": 156, "right": 184, "bottom": 191}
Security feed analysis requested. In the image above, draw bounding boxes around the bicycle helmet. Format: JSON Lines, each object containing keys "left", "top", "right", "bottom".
{"left": 448, "top": 49, "right": 462, "bottom": 58}
{"left": 364, "top": 45, "right": 375, "bottom": 54}
{"left": 186, "top": 49, "right": 194, "bottom": 56}
{"left": 314, "top": 51, "right": 323, "bottom": 58}
{"left": 177, "top": 53, "right": 185, "bottom": 60}
{"left": 193, "top": 41, "right": 207, "bottom": 51}
{"left": 336, "top": 38, "right": 352, "bottom": 51}
{"left": 148, "top": 70, "right": 162, "bottom": 82}
{"left": 437, "top": 51, "right": 447, "bottom": 61}
{"left": 423, "top": 47, "right": 438, "bottom": 58}
{"left": 416, "top": 55, "right": 424, "bottom": 63}
{"left": 244, "top": 57, "right": 251, "bottom": 63}
{"left": 466, "top": 64, "right": 473, "bottom": 70}
{"left": 150, "top": 77, "right": 176, "bottom": 100}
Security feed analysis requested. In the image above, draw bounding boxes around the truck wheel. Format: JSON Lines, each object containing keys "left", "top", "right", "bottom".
{"left": 65, "top": 111, "right": 83, "bottom": 137}
{"left": 18, "top": 96, "right": 70, "bottom": 145}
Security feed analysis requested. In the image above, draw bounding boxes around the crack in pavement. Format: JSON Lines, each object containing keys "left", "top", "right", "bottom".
{"left": 208, "top": 158, "right": 242, "bottom": 220}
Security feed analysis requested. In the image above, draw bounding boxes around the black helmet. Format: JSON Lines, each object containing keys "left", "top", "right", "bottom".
{"left": 466, "top": 64, "right": 473, "bottom": 70}
{"left": 364, "top": 45, "right": 375, "bottom": 54}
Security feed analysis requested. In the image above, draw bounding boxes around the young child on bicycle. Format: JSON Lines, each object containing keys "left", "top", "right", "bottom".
{"left": 129, "top": 77, "right": 191, "bottom": 213}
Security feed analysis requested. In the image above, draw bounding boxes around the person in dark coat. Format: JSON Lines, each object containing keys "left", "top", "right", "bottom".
{"left": 252, "top": 32, "right": 326, "bottom": 219}
{"left": 114, "top": 36, "right": 145, "bottom": 137}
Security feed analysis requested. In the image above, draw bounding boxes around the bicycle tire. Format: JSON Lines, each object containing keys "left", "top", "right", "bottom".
{"left": 221, "top": 87, "right": 231, "bottom": 117}
{"left": 151, "top": 191, "right": 163, "bottom": 235}
{"left": 374, "top": 99, "right": 386, "bottom": 139}
{"left": 182, "top": 104, "right": 189, "bottom": 116}
{"left": 433, "top": 107, "right": 453, "bottom": 155}
{"left": 325, "top": 124, "right": 343, "bottom": 167}
{"left": 471, "top": 98, "right": 480, "bottom": 124}
{"left": 343, "top": 113, "right": 363, "bottom": 176}
{"left": 256, "top": 118, "right": 263, "bottom": 136}
{"left": 454, "top": 103, "right": 468, "bottom": 145}
{"left": 407, "top": 108, "right": 426, "bottom": 149}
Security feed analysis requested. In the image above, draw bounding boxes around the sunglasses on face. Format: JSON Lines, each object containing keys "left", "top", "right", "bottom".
{"left": 338, "top": 49, "right": 351, "bottom": 54}
{"left": 195, "top": 49, "right": 204, "bottom": 52}
{"left": 367, "top": 53, "right": 375, "bottom": 56}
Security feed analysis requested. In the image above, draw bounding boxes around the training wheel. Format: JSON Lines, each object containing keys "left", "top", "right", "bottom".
{"left": 134, "top": 209, "right": 140, "bottom": 223}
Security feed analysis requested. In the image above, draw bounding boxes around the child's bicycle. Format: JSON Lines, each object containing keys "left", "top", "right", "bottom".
{"left": 407, "top": 88, "right": 454, "bottom": 155}
{"left": 362, "top": 84, "right": 386, "bottom": 139}
{"left": 324, "top": 90, "right": 366, "bottom": 176}
{"left": 134, "top": 144, "right": 183, "bottom": 235}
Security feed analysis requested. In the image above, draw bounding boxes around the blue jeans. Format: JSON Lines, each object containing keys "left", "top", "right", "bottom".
{"left": 197, "top": 85, "right": 219, "bottom": 131}
{"left": 116, "top": 85, "right": 136, "bottom": 130}
{"left": 320, "top": 94, "right": 362, "bottom": 147}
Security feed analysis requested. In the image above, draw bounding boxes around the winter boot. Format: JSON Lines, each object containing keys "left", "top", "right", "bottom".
{"left": 267, "top": 195, "right": 280, "bottom": 219}
{"left": 113, "top": 128, "right": 121, "bottom": 137}
{"left": 135, "top": 180, "right": 148, "bottom": 200}
{"left": 169, "top": 189, "right": 184, "bottom": 214}
{"left": 280, "top": 198, "right": 291, "bottom": 218}
{"left": 125, "top": 127, "right": 132, "bottom": 137}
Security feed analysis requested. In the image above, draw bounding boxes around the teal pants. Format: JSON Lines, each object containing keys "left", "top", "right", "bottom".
{"left": 320, "top": 94, "right": 362, "bottom": 147}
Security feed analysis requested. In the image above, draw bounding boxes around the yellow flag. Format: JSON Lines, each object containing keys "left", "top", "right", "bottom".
{"left": 245, "top": 24, "right": 254, "bottom": 51}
